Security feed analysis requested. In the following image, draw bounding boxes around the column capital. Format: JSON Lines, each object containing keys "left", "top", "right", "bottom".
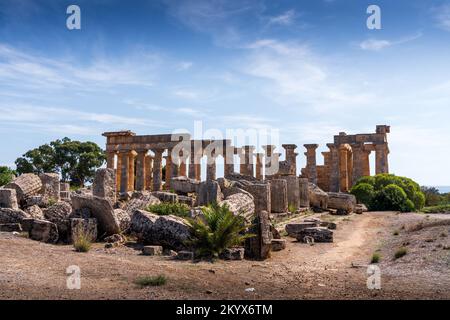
{"left": 303, "top": 144, "right": 319, "bottom": 150}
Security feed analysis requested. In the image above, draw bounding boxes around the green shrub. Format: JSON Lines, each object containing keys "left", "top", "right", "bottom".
{"left": 394, "top": 247, "right": 407, "bottom": 260}
{"left": 352, "top": 174, "right": 425, "bottom": 211}
{"left": 371, "top": 253, "right": 381, "bottom": 263}
{"left": 288, "top": 203, "right": 297, "bottom": 213}
{"left": 147, "top": 202, "right": 191, "bottom": 218}
{"left": 422, "top": 204, "right": 450, "bottom": 213}
{"left": 187, "top": 203, "right": 254, "bottom": 259}
{"left": 134, "top": 275, "right": 167, "bottom": 287}
{"left": 0, "top": 166, "right": 15, "bottom": 187}
{"left": 350, "top": 183, "right": 375, "bottom": 206}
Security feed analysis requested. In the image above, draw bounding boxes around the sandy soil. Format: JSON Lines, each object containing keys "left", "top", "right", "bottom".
{"left": 0, "top": 211, "right": 449, "bottom": 300}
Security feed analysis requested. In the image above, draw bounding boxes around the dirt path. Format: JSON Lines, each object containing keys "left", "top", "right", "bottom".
{"left": 0, "top": 212, "right": 449, "bottom": 300}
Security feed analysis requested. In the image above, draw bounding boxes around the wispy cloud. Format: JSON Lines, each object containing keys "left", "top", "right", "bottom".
{"left": 268, "top": 9, "right": 297, "bottom": 26}
{"left": 358, "top": 32, "right": 422, "bottom": 51}
{"left": 239, "top": 39, "right": 374, "bottom": 112}
{"left": 432, "top": 4, "right": 450, "bottom": 31}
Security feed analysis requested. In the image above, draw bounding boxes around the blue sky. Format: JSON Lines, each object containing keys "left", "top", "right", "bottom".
{"left": 1, "top": 0, "right": 450, "bottom": 186}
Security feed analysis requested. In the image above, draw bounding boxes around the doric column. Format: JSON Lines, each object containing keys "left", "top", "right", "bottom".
{"left": 262, "top": 145, "right": 277, "bottom": 179}
{"left": 106, "top": 152, "right": 115, "bottom": 169}
{"left": 127, "top": 151, "right": 136, "bottom": 191}
{"left": 224, "top": 141, "right": 234, "bottom": 178}
{"left": 282, "top": 144, "right": 298, "bottom": 175}
{"left": 339, "top": 145, "right": 349, "bottom": 192}
{"left": 304, "top": 144, "right": 318, "bottom": 185}
{"left": 243, "top": 145, "right": 255, "bottom": 177}
{"left": 362, "top": 148, "right": 371, "bottom": 177}
{"left": 119, "top": 151, "right": 129, "bottom": 194}
{"left": 116, "top": 153, "right": 122, "bottom": 193}
{"left": 152, "top": 148, "right": 164, "bottom": 191}
{"left": 255, "top": 153, "right": 263, "bottom": 180}
{"left": 164, "top": 154, "right": 172, "bottom": 190}
{"left": 144, "top": 155, "right": 153, "bottom": 190}
{"left": 327, "top": 143, "right": 340, "bottom": 192}
{"left": 351, "top": 143, "right": 364, "bottom": 186}
{"left": 238, "top": 148, "right": 246, "bottom": 175}
{"left": 135, "top": 149, "right": 147, "bottom": 191}
{"left": 375, "top": 144, "right": 389, "bottom": 174}
{"left": 206, "top": 150, "right": 217, "bottom": 181}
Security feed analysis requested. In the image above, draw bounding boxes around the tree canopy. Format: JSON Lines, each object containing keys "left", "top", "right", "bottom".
{"left": 15, "top": 137, "right": 105, "bottom": 187}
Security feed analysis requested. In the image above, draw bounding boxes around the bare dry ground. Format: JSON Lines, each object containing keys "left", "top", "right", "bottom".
{"left": 0, "top": 211, "right": 449, "bottom": 300}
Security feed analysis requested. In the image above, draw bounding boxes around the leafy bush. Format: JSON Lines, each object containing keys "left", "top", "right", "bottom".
{"left": 0, "top": 166, "right": 16, "bottom": 187}
{"left": 147, "top": 202, "right": 191, "bottom": 218}
{"left": 187, "top": 203, "right": 254, "bottom": 259}
{"left": 73, "top": 231, "right": 93, "bottom": 252}
{"left": 422, "top": 204, "right": 450, "bottom": 214}
{"left": 350, "top": 183, "right": 375, "bottom": 206}
{"left": 351, "top": 174, "right": 425, "bottom": 212}
{"left": 134, "top": 275, "right": 167, "bottom": 287}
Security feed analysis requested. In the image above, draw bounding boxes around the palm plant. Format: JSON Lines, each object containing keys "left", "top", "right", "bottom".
{"left": 187, "top": 203, "right": 254, "bottom": 259}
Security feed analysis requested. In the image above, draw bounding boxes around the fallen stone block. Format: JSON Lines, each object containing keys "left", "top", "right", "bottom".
{"left": 271, "top": 239, "right": 286, "bottom": 251}
{"left": 5, "top": 173, "right": 42, "bottom": 205}
{"left": 29, "top": 219, "right": 59, "bottom": 243}
{"left": 285, "top": 222, "right": 319, "bottom": 237}
{"left": 113, "top": 209, "right": 131, "bottom": 232}
{"left": 71, "top": 194, "right": 121, "bottom": 237}
{"left": 44, "top": 202, "right": 72, "bottom": 241}
{"left": 176, "top": 251, "right": 194, "bottom": 261}
{"left": 245, "top": 210, "right": 272, "bottom": 260}
{"left": 308, "top": 183, "right": 328, "bottom": 210}
{"left": 25, "top": 205, "right": 45, "bottom": 220}
{"left": 142, "top": 245, "right": 163, "bottom": 256}
{"left": 130, "top": 210, "right": 191, "bottom": 251}
{"left": 170, "top": 176, "right": 199, "bottom": 194}
{"left": 197, "top": 180, "right": 223, "bottom": 206}
{"left": 0, "top": 223, "right": 22, "bottom": 232}
{"left": 220, "top": 247, "right": 245, "bottom": 260}
{"left": 152, "top": 191, "right": 179, "bottom": 203}
{"left": 92, "top": 168, "right": 116, "bottom": 203}
{"left": 355, "top": 204, "right": 368, "bottom": 214}
{"left": 220, "top": 192, "right": 255, "bottom": 222}
{"left": 178, "top": 195, "right": 194, "bottom": 207}
{"left": 39, "top": 173, "right": 60, "bottom": 202}
{"left": 104, "top": 233, "right": 126, "bottom": 244}
{"left": 320, "top": 221, "right": 337, "bottom": 230}
{"left": 242, "top": 183, "right": 271, "bottom": 214}
{"left": 0, "top": 188, "right": 19, "bottom": 209}
{"left": 327, "top": 192, "right": 356, "bottom": 215}
{"left": 280, "top": 176, "right": 300, "bottom": 210}
{"left": 296, "top": 227, "right": 333, "bottom": 243}
{"left": 0, "top": 208, "right": 30, "bottom": 224}
{"left": 70, "top": 218, "right": 97, "bottom": 243}
{"left": 124, "top": 192, "right": 160, "bottom": 214}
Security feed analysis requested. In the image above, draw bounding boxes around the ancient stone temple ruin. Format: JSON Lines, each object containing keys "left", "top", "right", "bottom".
{"left": 301, "top": 125, "right": 390, "bottom": 192}
{"left": 103, "top": 125, "right": 390, "bottom": 195}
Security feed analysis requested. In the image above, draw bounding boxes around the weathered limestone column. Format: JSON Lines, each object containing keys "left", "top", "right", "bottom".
{"left": 224, "top": 141, "right": 234, "bottom": 178}
{"left": 127, "top": 151, "right": 136, "bottom": 191}
{"left": 304, "top": 144, "right": 318, "bottom": 185}
{"left": 106, "top": 152, "right": 115, "bottom": 169}
{"left": 262, "top": 145, "right": 278, "bottom": 179}
{"left": 116, "top": 153, "right": 122, "bottom": 192}
{"left": 144, "top": 155, "right": 153, "bottom": 190}
{"left": 164, "top": 154, "right": 172, "bottom": 190}
{"left": 281, "top": 175, "right": 300, "bottom": 210}
{"left": 238, "top": 148, "right": 246, "bottom": 175}
{"left": 243, "top": 145, "right": 255, "bottom": 177}
{"left": 152, "top": 148, "right": 164, "bottom": 191}
{"left": 119, "top": 151, "right": 129, "bottom": 194}
{"left": 206, "top": 151, "right": 217, "bottom": 181}
{"left": 135, "top": 150, "right": 147, "bottom": 191}
{"left": 327, "top": 143, "right": 340, "bottom": 192}
{"left": 179, "top": 159, "right": 187, "bottom": 177}
{"left": 270, "top": 179, "right": 288, "bottom": 213}
{"left": 375, "top": 144, "right": 389, "bottom": 174}
{"left": 362, "top": 148, "right": 371, "bottom": 177}
{"left": 339, "top": 145, "right": 349, "bottom": 192}
{"left": 255, "top": 153, "right": 263, "bottom": 180}
{"left": 170, "top": 148, "right": 180, "bottom": 179}
{"left": 351, "top": 143, "right": 364, "bottom": 186}
{"left": 347, "top": 148, "right": 353, "bottom": 187}
{"left": 299, "top": 178, "right": 310, "bottom": 207}
{"left": 282, "top": 144, "right": 298, "bottom": 175}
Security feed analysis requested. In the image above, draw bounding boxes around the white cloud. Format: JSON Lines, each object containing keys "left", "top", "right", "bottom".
{"left": 175, "top": 61, "right": 193, "bottom": 71}
{"left": 239, "top": 39, "right": 374, "bottom": 112}
{"left": 358, "top": 33, "right": 422, "bottom": 51}
{"left": 268, "top": 9, "right": 297, "bottom": 26}
{"left": 433, "top": 4, "right": 450, "bottom": 31}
